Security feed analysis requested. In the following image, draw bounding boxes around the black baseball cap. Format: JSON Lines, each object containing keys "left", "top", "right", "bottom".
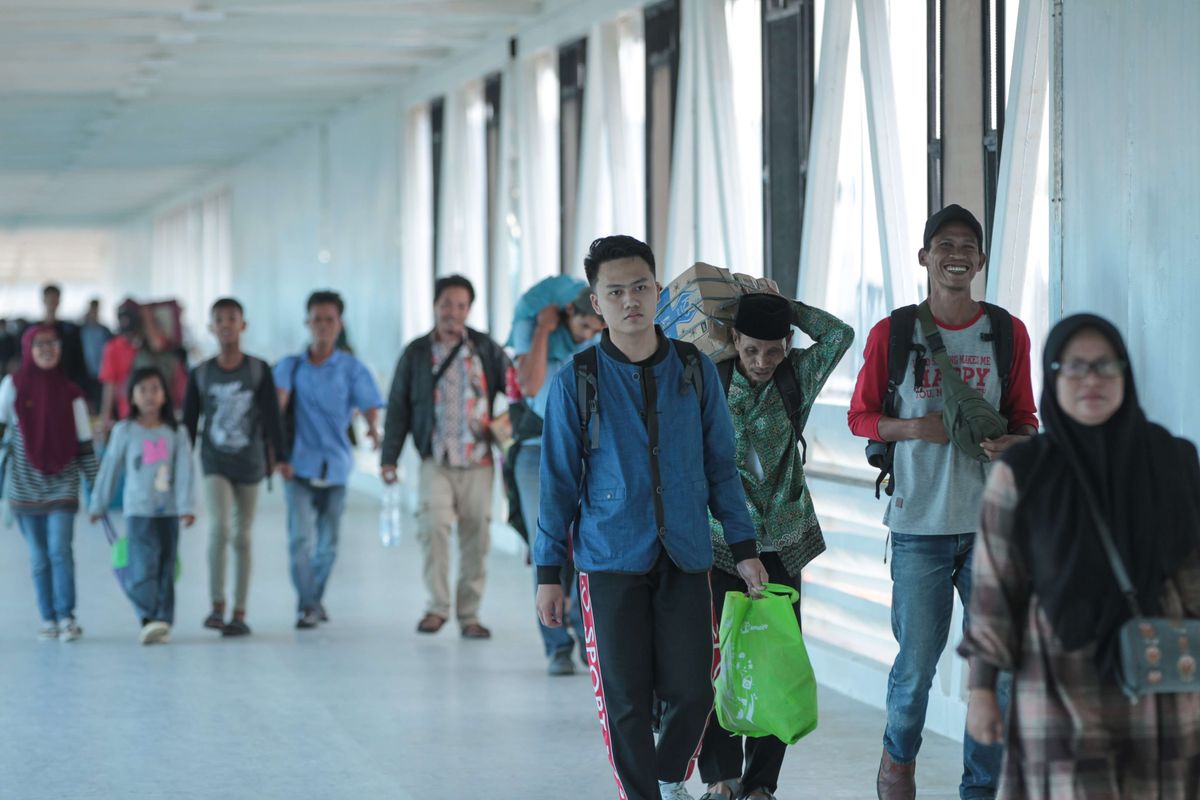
{"left": 922, "top": 204, "right": 984, "bottom": 250}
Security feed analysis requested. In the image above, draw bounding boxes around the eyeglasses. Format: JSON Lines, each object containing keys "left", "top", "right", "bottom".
{"left": 31, "top": 340, "right": 61, "bottom": 351}
{"left": 1051, "top": 358, "right": 1126, "bottom": 379}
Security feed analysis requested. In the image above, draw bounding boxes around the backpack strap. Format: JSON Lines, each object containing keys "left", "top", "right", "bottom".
{"left": 671, "top": 339, "right": 704, "bottom": 402}
{"left": 247, "top": 356, "right": 265, "bottom": 391}
{"left": 980, "top": 302, "right": 1013, "bottom": 402}
{"left": 572, "top": 346, "right": 600, "bottom": 456}
{"left": 871, "top": 305, "right": 921, "bottom": 498}
{"left": 717, "top": 358, "right": 736, "bottom": 396}
{"left": 771, "top": 362, "right": 808, "bottom": 464}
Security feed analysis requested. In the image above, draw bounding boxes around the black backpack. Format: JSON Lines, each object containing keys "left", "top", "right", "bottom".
{"left": 866, "top": 302, "right": 1013, "bottom": 498}
{"left": 715, "top": 358, "right": 808, "bottom": 464}
{"left": 571, "top": 339, "right": 704, "bottom": 456}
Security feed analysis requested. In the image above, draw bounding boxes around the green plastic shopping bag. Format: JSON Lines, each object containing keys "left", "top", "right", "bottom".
{"left": 713, "top": 582, "right": 818, "bottom": 744}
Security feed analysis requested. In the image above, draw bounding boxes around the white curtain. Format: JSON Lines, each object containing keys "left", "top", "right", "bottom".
{"left": 572, "top": 13, "right": 647, "bottom": 277}
{"left": 436, "top": 80, "right": 489, "bottom": 331}
{"left": 401, "top": 105, "right": 435, "bottom": 342}
{"left": 988, "top": 0, "right": 1051, "bottom": 403}
{"left": 663, "top": 0, "right": 762, "bottom": 281}
{"left": 150, "top": 190, "right": 232, "bottom": 351}
{"left": 514, "top": 51, "right": 561, "bottom": 287}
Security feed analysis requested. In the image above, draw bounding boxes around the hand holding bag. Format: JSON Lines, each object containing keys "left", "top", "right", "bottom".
{"left": 1085, "top": 495, "right": 1200, "bottom": 698}
{"left": 713, "top": 582, "right": 818, "bottom": 744}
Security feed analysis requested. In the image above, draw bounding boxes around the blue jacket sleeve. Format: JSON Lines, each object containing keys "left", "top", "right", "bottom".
{"left": 534, "top": 365, "right": 583, "bottom": 584}
{"left": 698, "top": 356, "right": 757, "bottom": 559}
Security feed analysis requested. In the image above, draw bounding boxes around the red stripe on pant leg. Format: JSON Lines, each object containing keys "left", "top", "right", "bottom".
{"left": 579, "top": 572, "right": 631, "bottom": 800}
{"left": 684, "top": 571, "right": 721, "bottom": 782}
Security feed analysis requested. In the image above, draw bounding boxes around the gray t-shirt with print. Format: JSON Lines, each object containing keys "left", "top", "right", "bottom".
{"left": 194, "top": 358, "right": 267, "bottom": 484}
{"left": 884, "top": 313, "right": 1002, "bottom": 535}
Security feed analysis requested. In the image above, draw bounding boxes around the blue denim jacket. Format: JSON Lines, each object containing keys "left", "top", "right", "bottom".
{"left": 535, "top": 331, "right": 756, "bottom": 581}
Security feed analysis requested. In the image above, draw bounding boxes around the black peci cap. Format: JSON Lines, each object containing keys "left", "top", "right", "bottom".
{"left": 733, "top": 293, "right": 792, "bottom": 341}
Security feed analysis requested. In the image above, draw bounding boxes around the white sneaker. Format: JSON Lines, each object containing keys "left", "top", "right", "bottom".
{"left": 139, "top": 621, "right": 170, "bottom": 645}
{"left": 59, "top": 618, "right": 83, "bottom": 642}
{"left": 659, "top": 782, "right": 695, "bottom": 800}
{"left": 37, "top": 621, "right": 58, "bottom": 641}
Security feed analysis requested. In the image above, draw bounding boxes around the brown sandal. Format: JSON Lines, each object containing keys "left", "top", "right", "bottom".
{"left": 460, "top": 622, "right": 492, "bottom": 639}
{"left": 416, "top": 613, "right": 447, "bottom": 634}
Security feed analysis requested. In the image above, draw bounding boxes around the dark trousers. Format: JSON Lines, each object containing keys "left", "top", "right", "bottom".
{"left": 580, "top": 549, "right": 715, "bottom": 800}
{"left": 126, "top": 516, "right": 180, "bottom": 624}
{"left": 698, "top": 552, "right": 800, "bottom": 795}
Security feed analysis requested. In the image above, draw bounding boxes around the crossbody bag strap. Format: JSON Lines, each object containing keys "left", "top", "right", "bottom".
{"left": 1078, "top": 481, "right": 1145, "bottom": 618}
{"left": 432, "top": 339, "right": 467, "bottom": 388}
{"left": 915, "top": 301, "right": 958, "bottom": 382}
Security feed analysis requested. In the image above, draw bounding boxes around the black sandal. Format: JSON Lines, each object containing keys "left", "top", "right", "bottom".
{"left": 699, "top": 780, "right": 741, "bottom": 800}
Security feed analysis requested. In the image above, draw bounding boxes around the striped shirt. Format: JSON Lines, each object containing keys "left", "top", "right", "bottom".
{"left": 0, "top": 377, "right": 98, "bottom": 514}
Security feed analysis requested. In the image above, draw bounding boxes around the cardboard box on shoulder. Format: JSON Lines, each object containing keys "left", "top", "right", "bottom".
{"left": 655, "top": 262, "right": 776, "bottom": 362}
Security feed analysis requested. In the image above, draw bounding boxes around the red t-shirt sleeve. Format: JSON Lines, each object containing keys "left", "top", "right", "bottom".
{"left": 848, "top": 318, "right": 892, "bottom": 440}
{"left": 98, "top": 339, "right": 121, "bottom": 385}
{"left": 1002, "top": 316, "right": 1039, "bottom": 432}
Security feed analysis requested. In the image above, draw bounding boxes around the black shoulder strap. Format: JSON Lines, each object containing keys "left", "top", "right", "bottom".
{"left": 717, "top": 358, "right": 736, "bottom": 395}
{"left": 870, "top": 305, "right": 922, "bottom": 499}
{"left": 980, "top": 302, "right": 1013, "bottom": 400}
{"left": 248, "top": 356, "right": 264, "bottom": 391}
{"left": 771, "top": 362, "right": 808, "bottom": 463}
{"left": 572, "top": 345, "right": 599, "bottom": 455}
{"left": 886, "top": 304, "right": 923, "bottom": 414}
{"left": 671, "top": 339, "right": 704, "bottom": 401}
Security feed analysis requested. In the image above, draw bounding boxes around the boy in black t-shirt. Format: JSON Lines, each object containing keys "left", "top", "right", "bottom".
{"left": 183, "top": 298, "right": 285, "bottom": 636}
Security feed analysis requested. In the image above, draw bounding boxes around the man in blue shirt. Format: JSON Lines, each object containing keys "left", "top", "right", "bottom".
{"left": 275, "top": 290, "right": 383, "bottom": 629}
{"left": 536, "top": 236, "right": 769, "bottom": 800}
{"left": 508, "top": 277, "right": 605, "bottom": 675}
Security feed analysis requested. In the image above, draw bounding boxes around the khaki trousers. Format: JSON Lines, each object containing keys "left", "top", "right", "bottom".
{"left": 417, "top": 460, "right": 493, "bottom": 624}
{"left": 204, "top": 475, "right": 260, "bottom": 611}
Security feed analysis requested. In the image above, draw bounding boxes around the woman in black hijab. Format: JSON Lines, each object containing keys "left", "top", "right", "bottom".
{"left": 958, "top": 314, "right": 1200, "bottom": 799}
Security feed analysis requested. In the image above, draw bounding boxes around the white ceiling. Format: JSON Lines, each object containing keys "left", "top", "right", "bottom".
{"left": 0, "top": 0, "right": 547, "bottom": 224}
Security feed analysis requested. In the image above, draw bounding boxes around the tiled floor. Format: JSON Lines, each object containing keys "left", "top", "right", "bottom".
{"left": 0, "top": 488, "right": 966, "bottom": 799}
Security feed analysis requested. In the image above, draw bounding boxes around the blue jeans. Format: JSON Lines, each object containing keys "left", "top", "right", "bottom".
{"left": 885, "top": 532, "right": 1010, "bottom": 800}
{"left": 514, "top": 444, "right": 584, "bottom": 658}
{"left": 17, "top": 511, "right": 77, "bottom": 622}
{"left": 285, "top": 479, "right": 346, "bottom": 613}
{"left": 126, "top": 516, "right": 180, "bottom": 624}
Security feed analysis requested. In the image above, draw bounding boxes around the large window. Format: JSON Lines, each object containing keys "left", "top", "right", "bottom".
{"left": 761, "top": 0, "right": 816, "bottom": 295}
{"left": 644, "top": 0, "right": 680, "bottom": 268}
{"left": 559, "top": 38, "right": 587, "bottom": 274}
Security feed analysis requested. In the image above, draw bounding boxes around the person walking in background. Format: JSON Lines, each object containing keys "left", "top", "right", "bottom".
{"left": 36, "top": 283, "right": 89, "bottom": 394}
{"left": 79, "top": 298, "right": 113, "bottom": 414}
{"left": 89, "top": 367, "right": 195, "bottom": 645}
{"left": 274, "top": 290, "right": 383, "bottom": 630}
{"left": 0, "top": 325, "right": 99, "bottom": 642}
{"left": 381, "top": 275, "right": 510, "bottom": 639}
{"left": 960, "top": 315, "right": 1200, "bottom": 798}
{"left": 507, "top": 276, "right": 604, "bottom": 673}
{"left": 98, "top": 299, "right": 144, "bottom": 438}
{"left": 183, "top": 298, "right": 285, "bottom": 637}
{"left": 699, "top": 291, "right": 853, "bottom": 800}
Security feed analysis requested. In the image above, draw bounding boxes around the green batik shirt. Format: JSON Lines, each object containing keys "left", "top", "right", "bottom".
{"left": 709, "top": 301, "right": 854, "bottom": 577}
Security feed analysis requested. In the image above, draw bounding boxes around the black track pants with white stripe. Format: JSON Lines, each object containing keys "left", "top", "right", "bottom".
{"left": 580, "top": 549, "right": 716, "bottom": 800}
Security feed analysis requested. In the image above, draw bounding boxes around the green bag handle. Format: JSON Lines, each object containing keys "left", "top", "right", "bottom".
{"left": 756, "top": 582, "right": 800, "bottom": 604}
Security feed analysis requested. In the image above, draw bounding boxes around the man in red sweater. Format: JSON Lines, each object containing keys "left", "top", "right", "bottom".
{"left": 847, "top": 205, "right": 1038, "bottom": 800}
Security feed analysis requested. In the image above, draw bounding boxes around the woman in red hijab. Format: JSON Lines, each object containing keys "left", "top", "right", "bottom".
{"left": 0, "top": 324, "right": 99, "bottom": 641}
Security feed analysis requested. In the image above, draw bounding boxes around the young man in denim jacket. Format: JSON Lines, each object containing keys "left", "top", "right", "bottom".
{"left": 536, "top": 235, "right": 768, "bottom": 800}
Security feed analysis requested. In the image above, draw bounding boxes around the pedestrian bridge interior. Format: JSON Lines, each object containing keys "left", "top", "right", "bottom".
{"left": 1, "top": 1, "right": 1197, "bottom": 798}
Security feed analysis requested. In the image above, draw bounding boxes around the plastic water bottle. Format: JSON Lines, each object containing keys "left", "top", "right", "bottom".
{"left": 379, "top": 484, "right": 403, "bottom": 547}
